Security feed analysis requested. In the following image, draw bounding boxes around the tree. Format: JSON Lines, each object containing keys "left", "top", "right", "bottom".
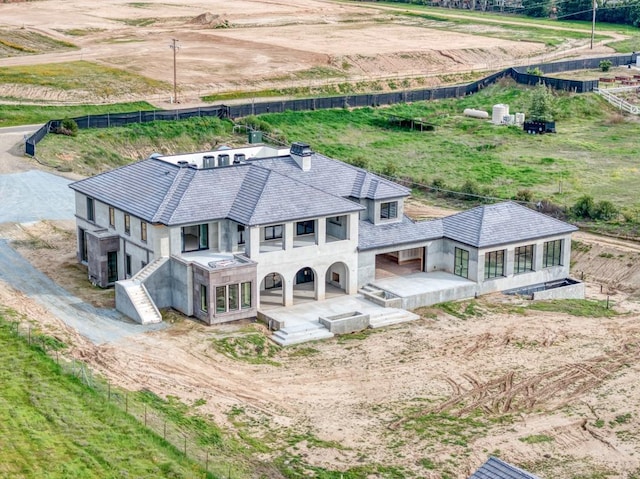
{"left": 572, "top": 195, "right": 595, "bottom": 219}
{"left": 528, "top": 84, "right": 555, "bottom": 122}
{"left": 522, "top": 0, "right": 551, "bottom": 17}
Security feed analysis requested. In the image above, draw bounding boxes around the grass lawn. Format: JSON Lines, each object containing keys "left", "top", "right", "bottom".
{"left": 0, "top": 101, "right": 157, "bottom": 127}
{"left": 0, "top": 310, "right": 210, "bottom": 478}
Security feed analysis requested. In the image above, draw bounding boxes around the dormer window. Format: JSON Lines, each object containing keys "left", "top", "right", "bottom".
{"left": 380, "top": 201, "right": 398, "bottom": 220}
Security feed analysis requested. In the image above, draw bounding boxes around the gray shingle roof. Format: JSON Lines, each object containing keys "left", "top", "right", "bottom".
{"left": 69, "top": 157, "right": 364, "bottom": 227}
{"left": 443, "top": 202, "right": 577, "bottom": 248}
{"left": 469, "top": 457, "right": 541, "bottom": 479}
{"left": 358, "top": 216, "right": 443, "bottom": 251}
{"left": 252, "top": 153, "right": 409, "bottom": 200}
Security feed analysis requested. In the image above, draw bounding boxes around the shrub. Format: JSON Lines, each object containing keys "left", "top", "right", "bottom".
{"left": 572, "top": 195, "right": 595, "bottom": 219}
{"left": 599, "top": 60, "right": 613, "bottom": 72}
{"left": 527, "top": 67, "right": 543, "bottom": 76}
{"left": 514, "top": 189, "right": 534, "bottom": 202}
{"left": 56, "top": 118, "right": 79, "bottom": 137}
{"left": 431, "top": 178, "right": 447, "bottom": 190}
{"left": 460, "top": 180, "right": 481, "bottom": 199}
{"left": 381, "top": 160, "right": 398, "bottom": 178}
{"left": 593, "top": 200, "right": 619, "bottom": 221}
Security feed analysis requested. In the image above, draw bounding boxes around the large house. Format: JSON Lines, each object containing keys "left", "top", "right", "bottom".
{"left": 69, "top": 142, "right": 581, "bottom": 330}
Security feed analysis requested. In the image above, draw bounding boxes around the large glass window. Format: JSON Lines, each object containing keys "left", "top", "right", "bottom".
{"left": 515, "top": 245, "right": 534, "bottom": 274}
{"left": 79, "top": 228, "right": 88, "bottom": 262}
{"left": 454, "top": 247, "right": 469, "bottom": 279}
{"left": 228, "top": 284, "right": 239, "bottom": 311}
{"left": 87, "top": 197, "right": 95, "bottom": 222}
{"left": 182, "top": 224, "right": 209, "bottom": 252}
{"left": 107, "top": 251, "right": 118, "bottom": 283}
{"left": 264, "top": 225, "right": 283, "bottom": 240}
{"left": 109, "top": 207, "right": 115, "bottom": 228}
{"left": 124, "top": 214, "right": 131, "bottom": 235}
{"left": 543, "top": 239, "right": 563, "bottom": 267}
{"left": 214, "top": 282, "right": 252, "bottom": 313}
{"left": 380, "top": 201, "right": 398, "bottom": 220}
{"left": 241, "top": 282, "right": 251, "bottom": 309}
{"left": 216, "top": 286, "right": 226, "bottom": 313}
{"left": 296, "top": 220, "right": 315, "bottom": 235}
{"left": 484, "top": 250, "right": 505, "bottom": 279}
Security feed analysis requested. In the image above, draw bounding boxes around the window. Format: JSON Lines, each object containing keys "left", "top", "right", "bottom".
{"left": 79, "top": 228, "right": 88, "bottom": 262}
{"left": 484, "top": 250, "right": 505, "bottom": 279}
{"left": 109, "top": 207, "right": 115, "bottom": 228}
{"left": 86, "top": 197, "right": 95, "bottom": 222}
{"left": 241, "top": 282, "right": 251, "bottom": 309}
{"left": 215, "top": 283, "right": 253, "bottom": 313}
{"left": 380, "top": 201, "right": 398, "bottom": 220}
{"left": 296, "top": 220, "right": 315, "bottom": 235}
{"left": 454, "top": 247, "right": 469, "bottom": 279}
{"left": 181, "top": 224, "right": 209, "bottom": 252}
{"left": 141, "top": 221, "right": 147, "bottom": 242}
{"left": 228, "top": 284, "right": 239, "bottom": 311}
{"left": 515, "top": 245, "right": 534, "bottom": 274}
{"left": 124, "top": 214, "right": 131, "bottom": 235}
{"left": 125, "top": 254, "right": 132, "bottom": 277}
{"left": 200, "top": 285, "right": 208, "bottom": 312}
{"left": 237, "top": 225, "right": 245, "bottom": 245}
{"left": 107, "top": 251, "right": 118, "bottom": 283}
{"left": 216, "top": 286, "right": 226, "bottom": 313}
{"left": 543, "top": 239, "right": 563, "bottom": 268}
{"left": 264, "top": 225, "right": 283, "bottom": 241}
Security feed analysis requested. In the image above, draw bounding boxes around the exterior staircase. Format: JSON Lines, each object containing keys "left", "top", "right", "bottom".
{"left": 132, "top": 256, "right": 169, "bottom": 281}
{"left": 271, "top": 321, "right": 334, "bottom": 346}
{"left": 116, "top": 257, "right": 169, "bottom": 324}
{"left": 117, "top": 281, "right": 163, "bottom": 324}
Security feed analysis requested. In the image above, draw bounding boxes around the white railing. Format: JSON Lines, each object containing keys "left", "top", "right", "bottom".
{"left": 594, "top": 87, "right": 640, "bottom": 115}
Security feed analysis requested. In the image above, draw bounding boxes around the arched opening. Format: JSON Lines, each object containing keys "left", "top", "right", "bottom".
{"left": 293, "top": 267, "right": 316, "bottom": 304}
{"left": 325, "top": 261, "right": 349, "bottom": 298}
{"left": 260, "top": 272, "right": 284, "bottom": 309}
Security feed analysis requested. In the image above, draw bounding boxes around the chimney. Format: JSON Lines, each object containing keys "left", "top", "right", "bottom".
{"left": 290, "top": 142, "right": 313, "bottom": 172}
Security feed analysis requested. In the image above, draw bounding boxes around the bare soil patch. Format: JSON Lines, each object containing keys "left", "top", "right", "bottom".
{"left": 2, "top": 213, "right": 640, "bottom": 477}
{"left": 0, "top": 0, "right": 549, "bottom": 104}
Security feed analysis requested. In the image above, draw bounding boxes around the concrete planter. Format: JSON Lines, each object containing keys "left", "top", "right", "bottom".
{"left": 319, "top": 311, "right": 370, "bottom": 334}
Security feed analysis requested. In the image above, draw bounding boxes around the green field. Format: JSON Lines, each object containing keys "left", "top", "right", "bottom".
{"left": 0, "top": 310, "right": 211, "bottom": 479}
{"left": 37, "top": 81, "right": 640, "bottom": 211}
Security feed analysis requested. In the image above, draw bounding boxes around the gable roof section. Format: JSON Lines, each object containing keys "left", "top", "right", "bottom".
{"left": 69, "top": 159, "right": 182, "bottom": 222}
{"left": 469, "top": 457, "right": 541, "bottom": 479}
{"left": 253, "top": 153, "right": 410, "bottom": 200}
{"left": 443, "top": 202, "right": 577, "bottom": 248}
{"left": 358, "top": 216, "right": 443, "bottom": 251}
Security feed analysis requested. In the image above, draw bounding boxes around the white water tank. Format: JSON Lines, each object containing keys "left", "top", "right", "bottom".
{"left": 492, "top": 104, "right": 509, "bottom": 125}
{"left": 463, "top": 108, "right": 489, "bottom": 119}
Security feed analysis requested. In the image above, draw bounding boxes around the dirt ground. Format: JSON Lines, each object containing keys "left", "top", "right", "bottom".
{"left": 3, "top": 205, "right": 640, "bottom": 478}
{"left": 0, "top": 0, "right": 608, "bottom": 105}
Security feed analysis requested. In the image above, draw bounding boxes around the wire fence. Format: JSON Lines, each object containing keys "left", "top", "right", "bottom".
{"left": 24, "top": 53, "right": 636, "bottom": 157}
{"left": 3, "top": 317, "right": 241, "bottom": 479}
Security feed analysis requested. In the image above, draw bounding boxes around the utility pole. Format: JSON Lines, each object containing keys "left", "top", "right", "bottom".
{"left": 169, "top": 38, "right": 180, "bottom": 103}
{"left": 590, "top": 0, "right": 597, "bottom": 50}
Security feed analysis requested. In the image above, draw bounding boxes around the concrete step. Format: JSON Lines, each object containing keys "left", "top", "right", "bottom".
{"left": 271, "top": 321, "right": 334, "bottom": 346}
{"left": 369, "top": 309, "right": 420, "bottom": 329}
{"left": 124, "top": 283, "right": 162, "bottom": 325}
